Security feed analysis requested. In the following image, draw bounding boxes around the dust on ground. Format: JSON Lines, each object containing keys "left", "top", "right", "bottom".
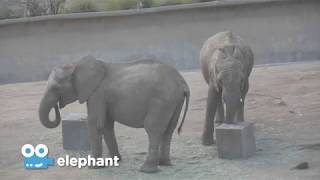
{"left": 0, "top": 62, "right": 320, "bottom": 180}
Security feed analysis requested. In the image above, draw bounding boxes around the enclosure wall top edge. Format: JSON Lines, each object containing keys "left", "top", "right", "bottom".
{"left": 0, "top": 0, "right": 302, "bottom": 26}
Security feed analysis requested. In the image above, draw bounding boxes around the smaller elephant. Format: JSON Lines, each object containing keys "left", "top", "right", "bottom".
{"left": 199, "top": 31, "right": 254, "bottom": 145}
{"left": 38, "top": 56, "right": 190, "bottom": 173}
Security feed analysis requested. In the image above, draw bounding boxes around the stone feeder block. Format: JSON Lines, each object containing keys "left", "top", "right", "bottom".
{"left": 62, "top": 113, "right": 90, "bottom": 151}
{"left": 216, "top": 122, "right": 256, "bottom": 159}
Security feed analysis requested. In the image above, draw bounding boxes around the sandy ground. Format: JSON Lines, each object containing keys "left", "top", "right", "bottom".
{"left": 0, "top": 62, "right": 320, "bottom": 180}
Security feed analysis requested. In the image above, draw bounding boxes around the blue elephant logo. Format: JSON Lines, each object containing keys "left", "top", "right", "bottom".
{"left": 21, "top": 144, "right": 54, "bottom": 169}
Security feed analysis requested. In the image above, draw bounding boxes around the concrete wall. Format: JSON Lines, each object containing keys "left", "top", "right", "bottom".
{"left": 0, "top": 0, "right": 320, "bottom": 84}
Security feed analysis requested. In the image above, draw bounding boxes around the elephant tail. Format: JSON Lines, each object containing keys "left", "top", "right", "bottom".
{"left": 177, "top": 85, "right": 190, "bottom": 135}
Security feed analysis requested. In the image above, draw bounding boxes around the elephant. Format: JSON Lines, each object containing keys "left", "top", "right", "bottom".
{"left": 38, "top": 56, "right": 190, "bottom": 173}
{"left": 199, "top": 31, "right": 254, "bottom": 145}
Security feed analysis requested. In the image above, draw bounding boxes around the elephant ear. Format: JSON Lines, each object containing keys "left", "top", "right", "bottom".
{"left": 74, "top": 56, "right": 106, "bottom": 104}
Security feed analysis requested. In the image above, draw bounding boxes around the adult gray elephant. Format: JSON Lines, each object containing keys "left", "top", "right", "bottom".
{"left": 38, "top": 56, "right": 190, "bottom": 173}
{"left": 199, "top": 31, "right": 254, "bottom": 145}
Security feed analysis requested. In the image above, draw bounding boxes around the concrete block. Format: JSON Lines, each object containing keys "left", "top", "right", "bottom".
{"left": 62, "top": 113, "right": 90, "bottom": 151}
{"left": 216, "top": 122, "right": 256, "bottom": 159}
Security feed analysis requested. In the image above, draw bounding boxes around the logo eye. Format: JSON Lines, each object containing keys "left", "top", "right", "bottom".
{"left": 21, "top": 144, "right": 34, "bottom": 157}
{"left": 35, "top": 144, "right": 48, "bottom": 158}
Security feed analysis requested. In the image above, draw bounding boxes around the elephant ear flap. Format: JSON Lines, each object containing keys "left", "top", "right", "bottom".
{"left": 74, "top": 56, "right": 106, "bottom": 104}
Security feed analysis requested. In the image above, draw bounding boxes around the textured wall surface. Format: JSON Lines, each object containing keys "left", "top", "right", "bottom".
{"left": 0, "top": 0, "right": 319, "bottom": 84}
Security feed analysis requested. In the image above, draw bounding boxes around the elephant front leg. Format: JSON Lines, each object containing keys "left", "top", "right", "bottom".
{"left": 87, "top": 101, "right": 104, "bottom": 169}
{"left": 88, "top": 119, "right": 103, "bottom": 169}
{"left": 103, "top": 121, "right": 121, "bottom": 160}
{"left": 202, "top": 83, "right": 218, "bottom": 146}
{"left": 215, "top": 94, "right": 224, "bottom": 124}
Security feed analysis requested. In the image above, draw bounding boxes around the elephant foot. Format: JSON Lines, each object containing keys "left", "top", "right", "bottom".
{"left": 140, "top": 163, "right": 160, "bottom": 173}
{"left": 202, "top": 138, "right": 215, "bottom": 146}
{"left": 159, "top": 159, "right": 172, "bottom": 166}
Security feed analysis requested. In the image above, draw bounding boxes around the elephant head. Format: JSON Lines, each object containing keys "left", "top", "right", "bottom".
{"left": 214, "top": 45, "right": 246, "bottom": 123}
{"left": 39, "top": 56, "right": 106, "bottom": 128}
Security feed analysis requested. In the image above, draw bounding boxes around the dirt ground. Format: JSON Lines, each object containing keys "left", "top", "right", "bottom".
{"left": 0, "top": 62, "right": 320, "bottom": 180}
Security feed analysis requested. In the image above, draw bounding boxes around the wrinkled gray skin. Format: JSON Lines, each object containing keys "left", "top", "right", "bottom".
{"left": 200, "top": 31, "right": 254, "bottom": 145}
{"left": 39, "top": 56, "right": 190, "bottom": 173}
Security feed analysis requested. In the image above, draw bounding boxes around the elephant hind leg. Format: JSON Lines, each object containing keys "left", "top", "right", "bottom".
{"left": 141, "top": 98, "right": 175, "bottom": 173}
{"left": 159, "top": 100, "right": 184, "bottom": 166}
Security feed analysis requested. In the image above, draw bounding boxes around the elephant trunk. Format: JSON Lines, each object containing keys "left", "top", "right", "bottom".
{"left": 224, "top": 94, "right": 241, "bottom": 124}
{"left": 39, "top": 89, "right": 61, "bottom": 128}
{"left": 225, "top": 102, "right": 238, "bottom": 124}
